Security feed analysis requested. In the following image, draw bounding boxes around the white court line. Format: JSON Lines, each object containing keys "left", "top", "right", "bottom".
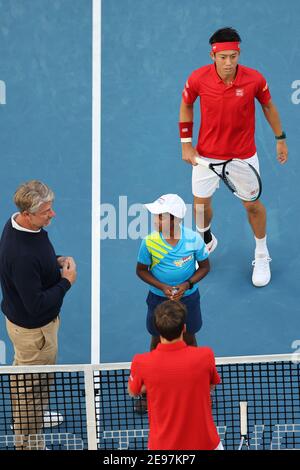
{"left": 91, "top": 0, "right": 101, "bottom": 364}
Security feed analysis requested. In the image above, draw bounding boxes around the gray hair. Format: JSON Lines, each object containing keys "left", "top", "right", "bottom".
{"left": 14, "top": 180, "right": 54, "bottom": 214}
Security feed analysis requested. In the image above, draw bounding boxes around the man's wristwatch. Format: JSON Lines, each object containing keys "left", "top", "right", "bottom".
{"left": 275, "top": 131, "right": 286, "bottom": 140}
{"left": 187, "top": 279, "right": 194, "bottom": 290}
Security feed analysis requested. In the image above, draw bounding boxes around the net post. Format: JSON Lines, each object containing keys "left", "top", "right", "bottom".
{"left": 84, "top": 366, "right": 98, "bottom": 450}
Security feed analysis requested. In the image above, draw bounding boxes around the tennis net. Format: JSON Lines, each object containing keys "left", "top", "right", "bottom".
{"left": 0, "top": 354, "right": 299, "bottom": 450}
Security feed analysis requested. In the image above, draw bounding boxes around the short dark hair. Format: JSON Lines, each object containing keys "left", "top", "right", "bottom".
{"left": 154, "top": 300, "right": 186, "bottom": 341}
{"left": 209, "top": 27, "right": 241, "bottom": 45}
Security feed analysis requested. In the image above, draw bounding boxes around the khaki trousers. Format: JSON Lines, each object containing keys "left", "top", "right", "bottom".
{"left": 6, "top": 316, "right": 59, "bottom": 450}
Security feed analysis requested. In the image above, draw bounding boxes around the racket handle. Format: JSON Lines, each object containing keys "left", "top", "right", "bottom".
{"left": 240, "top": 401, "right": 248, "bottom": 436}
{"left": 195, "top": 156, "right": 210, "bottom": 168}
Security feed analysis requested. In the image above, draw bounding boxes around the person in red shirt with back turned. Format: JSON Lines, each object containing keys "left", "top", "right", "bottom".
{"left": 128, "top": 300, "right": 223, "bottom": 450}
{"left": 179, "top": 27, "right": 288, "bottom": 288}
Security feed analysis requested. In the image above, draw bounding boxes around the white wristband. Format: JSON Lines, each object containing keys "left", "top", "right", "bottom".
{"left": 181, "top": 137, "right": 192, "bottom": 143}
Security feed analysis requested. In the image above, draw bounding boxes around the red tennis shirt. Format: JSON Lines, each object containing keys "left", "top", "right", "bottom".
{"left": 129, "top": 341, "right": 221, "bottom": 450}
{"left": 182, "top": 64, "right": 271, "bottom": 159}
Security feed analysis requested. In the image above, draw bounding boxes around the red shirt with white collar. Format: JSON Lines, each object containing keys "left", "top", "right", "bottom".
{"left": 129, "top": 341, "right": 221, "bottom": 450}
{"left": 182, "top": 64, "right": 271, "bottom": 160}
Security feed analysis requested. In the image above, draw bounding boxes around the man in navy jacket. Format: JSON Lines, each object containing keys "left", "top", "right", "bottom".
{"left": 0, "top": 180, "right": 77, "bottom": 450}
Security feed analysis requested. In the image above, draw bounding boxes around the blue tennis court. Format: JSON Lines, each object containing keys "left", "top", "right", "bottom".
{"left": 0, "top": 0, "right": 299, "bottom": 454}
{"left": 101, "top": 0, "right": 300, "bottom": 363}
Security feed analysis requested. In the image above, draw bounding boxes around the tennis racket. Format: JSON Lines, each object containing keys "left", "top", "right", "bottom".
{"left": 238, "top": 401, "right": 250, "bottom": 450}
{"left": 195, "top": 156, "right": 262, "bottom": 202}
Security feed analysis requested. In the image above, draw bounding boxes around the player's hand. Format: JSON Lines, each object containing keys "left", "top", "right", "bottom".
{"left": 182, "top": 144, "right": 200, "bottom": 166}
{"left": 170, "top": 282, "right": 189, "bottom": 301}
{"left": 276, "top": 140, "right": 288, "bottom": 164}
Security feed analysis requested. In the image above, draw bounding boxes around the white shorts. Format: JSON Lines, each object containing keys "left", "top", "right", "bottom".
{"left": 192, "top": 153, "right": 260, "bottom": 198}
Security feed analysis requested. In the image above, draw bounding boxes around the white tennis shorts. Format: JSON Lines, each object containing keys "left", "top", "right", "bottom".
{"left": 192, "top": 153, "right": 260, "bottom": 198}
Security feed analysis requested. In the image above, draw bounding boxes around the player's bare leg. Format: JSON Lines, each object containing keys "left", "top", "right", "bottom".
{"left": 243, "top": 199, "right": 266, "bottom": 239}
{"left": 243, "top": 200, "right": 271, "bottom": 287}
{"left": 194, "top": 196, "right": 218, "bottom": 253}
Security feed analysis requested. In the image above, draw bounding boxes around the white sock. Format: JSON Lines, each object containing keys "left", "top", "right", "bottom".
{"left": 255, "top": 235, "right": 269, "bottom": 258}
{"left": 196, "top": 224, "right": 210, "bottom": 233}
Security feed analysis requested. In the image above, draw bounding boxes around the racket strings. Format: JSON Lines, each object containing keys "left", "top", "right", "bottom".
{"left": 223, "top": 160, "right": 260, "bottom": 200}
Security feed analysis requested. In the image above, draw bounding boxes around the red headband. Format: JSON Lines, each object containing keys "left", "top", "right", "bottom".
{"left": 211, "top": 42, "right": 240, "bottom": 53}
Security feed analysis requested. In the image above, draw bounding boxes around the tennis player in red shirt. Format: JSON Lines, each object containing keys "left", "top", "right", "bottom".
{"left": 128, "top": 300, "right": 223, "bottom": 450}
{"left": 179, "top": 27, "right": 288, "bottom": 287}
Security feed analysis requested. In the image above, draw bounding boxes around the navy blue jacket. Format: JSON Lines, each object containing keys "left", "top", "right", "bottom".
{"left": 0, "top": 219, "right": 71, "bottom": 328}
